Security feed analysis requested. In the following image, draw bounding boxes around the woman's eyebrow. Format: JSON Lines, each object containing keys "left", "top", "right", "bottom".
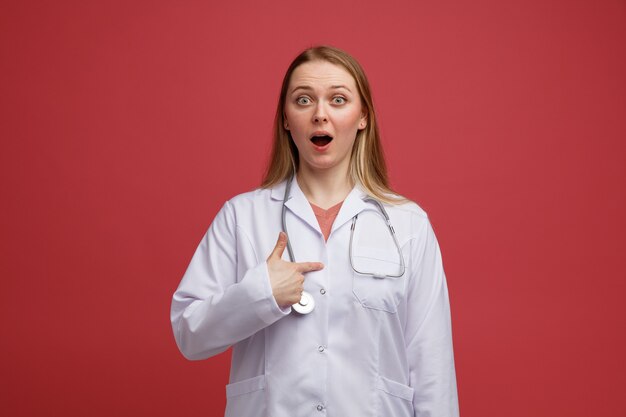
{"left": 290, "top": 85, "right": 312, "bottom": 94}
{"left": 330, "top": 85, "right": 352, "bottom": 92}
{"left": 290, "top": 85, "right": 352, "bottom": 94}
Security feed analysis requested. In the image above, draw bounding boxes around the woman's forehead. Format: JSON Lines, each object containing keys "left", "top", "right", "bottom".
{"left": 288, "top": 60, "right": 357, "bottom": 92}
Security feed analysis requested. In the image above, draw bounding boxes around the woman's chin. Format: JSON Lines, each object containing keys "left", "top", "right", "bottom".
{"left": 300, "top": 159, "right": 343, "bottom": 174}
{"left": 299, "top": 153, "right": 353, "bottom": 173}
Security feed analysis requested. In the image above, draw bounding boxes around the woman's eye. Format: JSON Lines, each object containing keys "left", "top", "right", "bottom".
{"left": 333, "top": 96, "right": 346, "bottom": 104}
{"left": 296, "top": 97, "right": 311, "bottom": 105}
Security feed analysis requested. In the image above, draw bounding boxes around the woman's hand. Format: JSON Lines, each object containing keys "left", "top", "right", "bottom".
{"left": 267, "top": 232, "right": 324, "bottom": 308}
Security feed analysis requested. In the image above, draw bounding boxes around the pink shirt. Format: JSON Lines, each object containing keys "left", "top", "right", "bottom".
{"left": 309, "top": 201, "right": 344, "bottom": 241}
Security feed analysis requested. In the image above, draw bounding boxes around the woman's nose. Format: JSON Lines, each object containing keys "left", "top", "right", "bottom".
{"left": 312, "top": 104, "right": 328, "bottom": 123}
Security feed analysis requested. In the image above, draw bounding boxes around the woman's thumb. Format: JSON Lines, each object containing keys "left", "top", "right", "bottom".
{"left": 268, "top": 232, "right": 287, "bottom": 260}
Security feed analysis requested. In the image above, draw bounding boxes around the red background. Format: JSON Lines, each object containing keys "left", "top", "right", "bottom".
{"left": 1, "top": 1, "right": 625, "bottom": 416}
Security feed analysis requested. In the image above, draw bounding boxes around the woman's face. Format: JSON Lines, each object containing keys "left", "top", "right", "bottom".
{"left": 283, "top": 60, "right": 367, "bottom": 176}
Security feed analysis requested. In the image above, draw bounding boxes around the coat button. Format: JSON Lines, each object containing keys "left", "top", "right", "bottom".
{"left": 320, "top": 288, "right": 326, "bottom": 295}
{"left": 318, "top": 345, "right": 325, "bottom": 352}
{"left": 316, "top": 405, "right": 324, "bottom": 411}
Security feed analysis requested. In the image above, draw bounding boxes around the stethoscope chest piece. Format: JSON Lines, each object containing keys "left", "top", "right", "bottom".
{"left": 292, "top": 291, "right": 315, "bottom": 314}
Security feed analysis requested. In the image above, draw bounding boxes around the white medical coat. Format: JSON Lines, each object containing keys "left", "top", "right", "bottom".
{"left": 171, "top": 179, "right": 459, "bottom": 417}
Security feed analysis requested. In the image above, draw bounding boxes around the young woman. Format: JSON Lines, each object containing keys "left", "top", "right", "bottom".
{"left": 171, "top": 46, "right": 459, "bottom": 417}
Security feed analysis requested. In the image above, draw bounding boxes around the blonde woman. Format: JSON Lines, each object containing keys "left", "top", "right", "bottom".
{"left": 171, "top": 45, "right": 459, "bottom": 417}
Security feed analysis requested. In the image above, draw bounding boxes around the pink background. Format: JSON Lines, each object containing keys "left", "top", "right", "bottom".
{"left": 1, "top": 0, "right": 625, "bottom": 416}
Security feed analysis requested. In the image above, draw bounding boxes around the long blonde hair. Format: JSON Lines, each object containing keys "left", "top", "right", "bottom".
{"left": 261, "top": 45, "right": 404, "bottom": 204}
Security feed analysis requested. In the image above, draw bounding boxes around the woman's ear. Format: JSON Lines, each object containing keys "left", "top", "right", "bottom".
{"left": 358, "top": 111, "right": 368, "bottom": 130}
{"left": 283, "top": 114, "right": 289, "bottom": 130}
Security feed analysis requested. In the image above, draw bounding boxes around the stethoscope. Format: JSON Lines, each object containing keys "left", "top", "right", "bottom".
{"left": 281, "top": 176, "right": 406, "bottom": 314}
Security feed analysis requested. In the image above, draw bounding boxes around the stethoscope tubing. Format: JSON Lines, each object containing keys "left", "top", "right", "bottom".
{"left": 280, "top": 176, "right": 405, "bottom": 314}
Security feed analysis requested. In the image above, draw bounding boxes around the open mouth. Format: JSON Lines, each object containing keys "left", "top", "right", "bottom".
{"left": 310, "top": 135, "right": 333, "bottom": 147}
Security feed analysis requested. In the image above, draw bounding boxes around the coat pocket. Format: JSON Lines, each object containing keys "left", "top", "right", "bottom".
{"left": 376, "top": 375, "right": 414, "bottom": 416}
{"left": 225, "top": 374, "right": 266, "bottom": 417}
{"left": 352, "top": 247, "right": 405, "bottom": 313}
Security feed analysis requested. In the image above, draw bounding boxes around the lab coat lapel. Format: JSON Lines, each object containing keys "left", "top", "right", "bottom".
{"left": 331, "top": 185, "right": 367, "bottom": 235}
{"left": 270, "top": 179, "right": 368, "bottom": 237}
{"left": 276, "top": 179, "right": 322, "bottom": 235}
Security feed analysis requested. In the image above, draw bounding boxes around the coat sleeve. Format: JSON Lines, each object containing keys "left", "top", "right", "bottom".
{"left": 170, "top": 200, "right": 291, "bottom": 361}
{"left": 405, "top": 215, "right": 459, "bottom": 416}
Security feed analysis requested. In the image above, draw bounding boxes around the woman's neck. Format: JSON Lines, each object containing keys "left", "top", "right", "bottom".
{"left": 296, "top": 165, "right": 353, "bottom": 210}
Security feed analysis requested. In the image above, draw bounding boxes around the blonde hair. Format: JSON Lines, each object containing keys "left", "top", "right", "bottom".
{"left": 261, "top": 45, "right": 405, "bottom": 204}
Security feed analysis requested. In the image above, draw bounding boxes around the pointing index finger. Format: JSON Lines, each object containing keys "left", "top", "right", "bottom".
{"left": 295, "top": 262, "right": 325, "bottom": 273}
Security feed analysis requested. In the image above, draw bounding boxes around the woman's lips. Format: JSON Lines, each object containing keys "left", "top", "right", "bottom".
{"left": 311, "top": 135, "right": 333, "bottom": 146}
